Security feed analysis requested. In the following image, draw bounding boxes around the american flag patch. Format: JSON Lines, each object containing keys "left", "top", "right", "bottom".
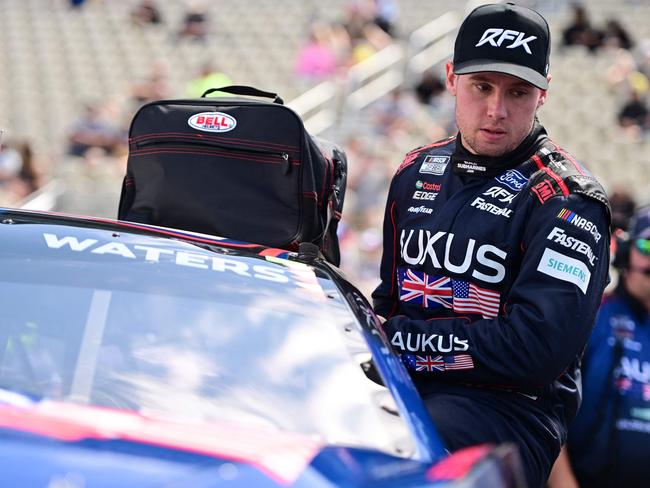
{"left": 451, "top": 279, "right": 501, "bottom": 319}
{"left": 443, "top": 354, "right": 475, "bottom": 371}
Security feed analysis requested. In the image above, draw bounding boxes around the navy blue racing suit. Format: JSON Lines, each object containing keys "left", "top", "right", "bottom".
{"left": 567, "top": 283, "right": 650, "bottom": 487}
{"left": 372, "top": 123, "right": 611, "bottom": 487}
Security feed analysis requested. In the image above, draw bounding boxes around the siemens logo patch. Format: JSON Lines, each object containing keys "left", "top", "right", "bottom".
{"left": 496, "top": 169, "right": 528, "bottom": 192}
{"left": 537, "top": 248, "right": 591, "bottom": 294}
{"left": 557, "top": 208, "right": 602, "bottom": 242}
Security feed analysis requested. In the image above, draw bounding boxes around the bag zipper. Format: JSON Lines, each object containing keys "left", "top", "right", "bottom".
{"left": 134, "top": 137, "right": 292, "bottom": 174}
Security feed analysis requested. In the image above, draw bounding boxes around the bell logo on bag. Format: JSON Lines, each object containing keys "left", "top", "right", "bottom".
{"left": 188, "top": 112, "right": 237, "bottom": 132}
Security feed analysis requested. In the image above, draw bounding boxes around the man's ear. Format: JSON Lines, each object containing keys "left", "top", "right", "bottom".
{"left": 445, "top": 61, "right": 457, "bottom": 96}
{"left": 537, "top": 74, "right": 552, "bottom": 108}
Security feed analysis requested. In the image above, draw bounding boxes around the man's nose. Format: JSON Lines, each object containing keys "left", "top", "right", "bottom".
{"left": 486, "top": 91, "right": 507, "bottom": 120}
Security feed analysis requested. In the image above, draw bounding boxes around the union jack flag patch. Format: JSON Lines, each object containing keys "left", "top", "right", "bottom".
{"left": 398, "top": 269, "right": 452, "bottom": 309}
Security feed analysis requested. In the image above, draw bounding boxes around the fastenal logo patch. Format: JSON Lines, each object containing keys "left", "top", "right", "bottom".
{"left": 188, "top": 112, "right": 237, "bottom": 132}
{"left": 496, "top": 169, "right": 528, "bottom": 192}
{"left": 420, "top": 155, "right": 449, "bottom": 175}
{"left": 537, "top": 248, "right": 591, "bottom": 294}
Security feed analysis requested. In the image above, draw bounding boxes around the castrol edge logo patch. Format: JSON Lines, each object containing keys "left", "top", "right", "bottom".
{"left": 188, "top": 112, "right": 237, "bottom": 132}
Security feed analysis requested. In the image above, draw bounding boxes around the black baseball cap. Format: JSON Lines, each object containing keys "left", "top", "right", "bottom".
{"left": 453, "top": 2, "right": 550, "bottom": 89}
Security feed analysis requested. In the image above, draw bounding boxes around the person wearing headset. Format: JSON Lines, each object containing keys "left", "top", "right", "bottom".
{"left": 549, "top": 206, "right": 650, "bottom": 487}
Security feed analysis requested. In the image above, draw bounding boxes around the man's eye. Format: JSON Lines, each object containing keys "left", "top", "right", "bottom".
{"left": 511, "top": 90, "right": 528, "bottom": 97}
{"left": 476, "top": 84, "right": 490, "bottom": 92}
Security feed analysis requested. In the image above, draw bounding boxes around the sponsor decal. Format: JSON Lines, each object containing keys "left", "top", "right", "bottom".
{"left": 547, "top": 227, "right": 597, "bottom": 266}
{"left": 391, "top": 332, "right": 469, "bottom": 353}
{"left": 471, "top": 197, "right": 513, "bottom": 218}
{"left": 420, "top": 155, "right": 449, "bottom": 175}
{"left": 531, "top": 180, "right": 556, "bottom": 204}
{"left": 401, "top": 353, "right": 474, "bottom": 372}
{"left": 400, "top": 230, "right": 507, "bottom": 283}
{"left": 456, "top": 161, "right": 487, "bottom": 173}
{"left": 399, "top": 269, "right": 453, "bottom": 309}
{"left": 415, "top": 180, "right": 442, "bottom": 191}
{"left": 557, "top": 208, "right": 602, "bottom": 243}
{"left": 537, "top": 247, "right": 591, "bottom": 293}
{"left": 188, "top": 111, "right": 237, "bottom": 133}
{"left": 412, "top": 190, "right": 438, "bottom": 201}
{"left": 482, "top": 186, "right": 515, "bottom": 203}
{"left": 407, "top": 205, "right": 433, "bottom": 215}
{"left": 496, "top": 169, "right": 528, "bottom": 192}
{"left": 475, "top": 28, "right": 537, "bottom": 54}
{"left": 42, "top": 233, "right": 289, "bottom": 283}
{"left": 397, "top": 268, "right": 501, "bottom": 318}
{"left": 619, "top": 357, "right": 650, "bottom": 383}
{"left": 414, "top": 355, "right": 446, "bottom": 372}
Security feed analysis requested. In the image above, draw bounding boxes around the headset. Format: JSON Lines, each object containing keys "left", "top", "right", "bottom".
{"left": 612, "top": 206, "right": 650, "bottom": 270}
{"left": 611, "top": 228, "right": 631, "bottom": 270}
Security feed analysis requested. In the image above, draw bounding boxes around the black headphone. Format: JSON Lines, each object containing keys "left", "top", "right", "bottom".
{"left": 612, "top": 229, "right": 631, "bottom": 270}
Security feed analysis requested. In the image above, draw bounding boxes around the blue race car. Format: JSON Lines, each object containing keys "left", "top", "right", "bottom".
{"left": 0, "top": 208, "right": 524, "bottom": 487}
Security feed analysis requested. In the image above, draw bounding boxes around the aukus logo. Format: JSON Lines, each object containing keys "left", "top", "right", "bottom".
{"left": 400, "top": 229, "right": 507, "bottom": 283}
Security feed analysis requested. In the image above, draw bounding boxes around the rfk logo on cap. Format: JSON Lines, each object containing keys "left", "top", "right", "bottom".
{"left": 476, "top": 28, "right": 537, "bottom": 54}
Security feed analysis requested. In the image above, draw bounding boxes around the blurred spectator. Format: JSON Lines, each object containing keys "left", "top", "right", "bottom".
{"left": 0, "top": 139, "right": 42, "bottom": 203}
{"left": 548, "top": 206, "right": 650, "bottom": 488}
{"left": 371, "top": 87, "right": 417, "bottom": 143}
{"left": 130, "top": 61, "right": 171, "bottom": 105}
{"left": 131, "top": 0, "right": 162, "bottom": 27}
{"left": 178, "top": 2, "right": 209, "bottom": 42}
{"left": 617, "top": 89, "right": 649, "bottom": 140}
{"left": 340, "top": 0, "right": 391, "bottom": 65}
{"left": 609, "top": 188, "right": 638, "bottom": 234}
{"left": 561, "top": 4, "right": 603, "bottom": 52}
{"left": 372, "top": 0, "right": 399, "bottom": 37}
{"left": 294, "top": 24, "right": 338, "bottom": 83}
{"left": 185, "top": 62, "right": 232, "bottom": 98}
{"left": 67, "top": 102, "right": 125, "bottom": 159}
{"left": 602, "top": 19, "right": 633, "bottom": 51}
{"left": 414, "top": 70, "right": 445, "bottom": 106}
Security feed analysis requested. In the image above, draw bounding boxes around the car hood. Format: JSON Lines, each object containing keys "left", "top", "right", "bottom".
{"left": 0, "top": 391, "right": 434, "bottom": 487}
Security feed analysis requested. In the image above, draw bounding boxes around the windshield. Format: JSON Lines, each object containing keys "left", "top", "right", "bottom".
{"left": 0, "top": 222, "right": 413, "bottom": 455}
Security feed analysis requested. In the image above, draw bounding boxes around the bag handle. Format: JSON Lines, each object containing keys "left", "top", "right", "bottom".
{"left": 201, "top": 85, "right": 284, "bottom": 105}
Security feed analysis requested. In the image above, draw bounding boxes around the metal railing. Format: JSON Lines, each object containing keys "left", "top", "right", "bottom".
{"left": 288, "top": 10, "right": 461, "bottom": 136}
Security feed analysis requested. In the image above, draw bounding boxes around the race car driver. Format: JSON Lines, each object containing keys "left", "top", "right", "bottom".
{"left": 372, "top": 4, "right": 611, "bottom": 487}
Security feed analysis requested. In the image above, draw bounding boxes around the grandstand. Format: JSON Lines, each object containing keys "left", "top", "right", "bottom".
{"left": 1, "top": 0, "right": 649, "bottom": 292}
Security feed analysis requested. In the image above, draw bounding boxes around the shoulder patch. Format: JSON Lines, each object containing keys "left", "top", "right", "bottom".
{"left": 528, "top": 152, "right": 611, "bottom": 218}
{"left": 395, "top": 136, "right": 456, "bottom": 176}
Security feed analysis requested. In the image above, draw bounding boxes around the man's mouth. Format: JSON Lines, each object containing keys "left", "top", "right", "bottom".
{"left": 480, "top": 128, "right": 507, "bottom": 141}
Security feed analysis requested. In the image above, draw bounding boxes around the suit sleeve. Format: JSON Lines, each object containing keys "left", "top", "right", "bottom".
{"left": 382, "top": 193, "right": 611, "bottom": 388}
{"left": 372, "top": 175, "right": 402, "bottom": 319}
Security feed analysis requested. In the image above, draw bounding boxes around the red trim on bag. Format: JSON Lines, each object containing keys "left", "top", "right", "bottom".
{"left": 129, "top": 132, "right": 300, "bottom": 151}
{"left": 130, "top": 148, "right": 299, "bottom": 166}
{"left": 531, "top": 155, "right": 569, "bottom": 196}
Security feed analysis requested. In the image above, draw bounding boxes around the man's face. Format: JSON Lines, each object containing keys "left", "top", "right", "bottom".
{"left": 445, "top": 63, "right": 548, "bottom": 157}
{"left": 625, "top": 246, "right": 650, "bottom": 306}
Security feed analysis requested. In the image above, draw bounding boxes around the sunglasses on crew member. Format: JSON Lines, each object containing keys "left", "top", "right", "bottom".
{"left": 635, "top": 239, "right": 650, "bottom": 256}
